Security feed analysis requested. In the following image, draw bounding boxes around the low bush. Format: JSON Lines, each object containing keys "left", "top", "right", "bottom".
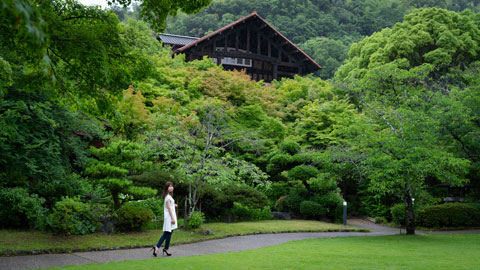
{"left": 0, "top": 187, "right": 48, "bottom": 230}
{"left": 187, "top": 211, "right": 205, "bottom": 229}
{"left": 300, "top": 200, "right": 326, "bottom": 219}
{"left": 285, "top": 188, "right": 308, "bottom": 216}
{"left": 374, "top": 216, "right": 388, "bottom": 224}
{"left": 418, "top": 203, "right": 480, "bottom": 228}
{"left": 49, "top": 197, "right": 104, "bottom": 235}
{"left": 124, "top": 197, "right": 164, "bottom": 219}
{"left": 313, "top": 192, "right": 343, "bottom": 221}
{"left": 229, "top": 202, "right": 273, "bottom": 221}
{"left": 116, "top": 204, "right": 153, "bottom": 232}
{"left": 390, "top": 203, "right": 406, "bottom": 226}
{"left": 201, "top": 183, "right": 269, "bottom": 219}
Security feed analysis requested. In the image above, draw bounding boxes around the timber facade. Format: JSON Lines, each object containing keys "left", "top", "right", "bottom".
{"left": 164, "top": 12, "right": 321, "bottom": 82}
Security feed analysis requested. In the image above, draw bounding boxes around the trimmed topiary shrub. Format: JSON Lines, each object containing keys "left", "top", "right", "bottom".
{"left": 49, "top": 197, "right": 105, "bottom": 235}
{"left": 418, "top": 203, "right": 480, "bottom": 228}
{"left": 116, "top": 204, "right": 153, "bottom": 232}
{"left": 300, "top": 200, "right": 327, "bottom": 219}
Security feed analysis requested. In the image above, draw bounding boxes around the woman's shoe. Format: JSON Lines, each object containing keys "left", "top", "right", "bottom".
{"left": 163, "top": 249, "right": 172, "bottom": 256}
{"left": 152, "top": 246, "right": 158, "bottom": 257}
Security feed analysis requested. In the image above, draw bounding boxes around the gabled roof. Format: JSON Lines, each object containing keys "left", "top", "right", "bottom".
{"left": 158, "top": 33, "right": 198, "bottom": 46}
{"left": 175, "top": 12, "right": 321, "bottom": 71}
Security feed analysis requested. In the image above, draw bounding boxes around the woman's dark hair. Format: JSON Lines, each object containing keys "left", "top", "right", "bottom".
{"left": 163, "top": 181, "right": 173, "bottom": 198}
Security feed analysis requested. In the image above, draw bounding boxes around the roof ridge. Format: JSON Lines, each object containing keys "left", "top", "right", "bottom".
{"left": 158, "top": 33, "right": 199, "bottom": 40}
{"left": 174, "top": 11, "right": 321, "bottom": 71}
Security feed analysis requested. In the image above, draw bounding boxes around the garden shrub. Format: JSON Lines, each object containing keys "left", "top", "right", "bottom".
{"left": 313, "top": 192, "right": 343, "bottom": 221}
{"left": 49, "top": 197, "right": 104, "bottom": 235}
{"left": 124, "top": 197, "right": 164, "bottom": 219}
{"left": 374, "top": 216, "right": 387, "bottom": 224}
{"left": 187, "top": 211, "right": 205, "bottom": 229}
{"left": 116, "top": 203, "right": 153, "bottom": 232}
{"left": 418, "top": 203, "right": 480, "bottom": 228}
{"left": 390, "top": 203, "right": 406, "bottom": 226}
{"left": 285, "top": 188, "right": 308, "bottom": 216}
{"left": 201, "top": 183, "right": 269, "bottom": 219}
{"left": 229, "top": 202, "right": 273, "bottom": 221}
{"left": 0, "top": 187, "right": 47, "bottom": 230}
{"left": 300, "top": 200, "right": 327, "bottom": 219}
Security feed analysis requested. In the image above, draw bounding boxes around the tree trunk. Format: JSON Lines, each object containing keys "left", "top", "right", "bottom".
{"left": 113, "top": 191, "right": 120, "bottom": 210}
{"left": 404, "top": 194, "right": 415, "bottom": 235}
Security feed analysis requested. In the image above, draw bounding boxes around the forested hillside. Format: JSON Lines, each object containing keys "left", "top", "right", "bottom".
{"left": 1, "top": 0, "right": 479, "bottom": 236}
{"left": 163, "top": 0, "right": 480, "bottom": 79}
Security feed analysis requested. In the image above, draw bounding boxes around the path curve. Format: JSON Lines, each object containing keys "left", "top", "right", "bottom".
{"left": 0, "top": 220, "right": 398, "bottom": 270}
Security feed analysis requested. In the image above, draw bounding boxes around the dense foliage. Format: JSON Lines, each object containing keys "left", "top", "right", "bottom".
{"left": 1, "top": 0, "right": 479, "bottom": 235}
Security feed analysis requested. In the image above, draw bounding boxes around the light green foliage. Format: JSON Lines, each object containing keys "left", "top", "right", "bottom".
{"left": 187, "top": 211, "right": 206, "bottom": 229}
{"left": 295, "top": 98, "right": 357, "bottom": 148}
{"left": 335, "top": 8, "right": 480, "bottom": 85}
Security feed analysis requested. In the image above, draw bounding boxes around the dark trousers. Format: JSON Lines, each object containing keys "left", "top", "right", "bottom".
{"left": 156, "top": 231, "right": 173, "bottom": 249}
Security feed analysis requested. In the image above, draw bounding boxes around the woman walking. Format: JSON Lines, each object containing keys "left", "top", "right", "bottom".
{"left": 152, "top": 182, "right": 177, "bottom": 257}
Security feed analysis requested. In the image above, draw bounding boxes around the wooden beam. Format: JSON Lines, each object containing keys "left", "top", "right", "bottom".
{"left": 247, "top": 27, "right": 250, "bottom": 52}
{"left": 257, "top": 31, "right": 261, "bottom": 55}
{"left": 268, "top": 40, "right": 271, "bottom": 57}
{"left": 190, "top": 51, "right": 304, "bottom": 68}
{"left": 235, "top": 29, "right": 239, "bottom": 51}
{"left": 273, "top": 64, "right": 278, "bottom": 80}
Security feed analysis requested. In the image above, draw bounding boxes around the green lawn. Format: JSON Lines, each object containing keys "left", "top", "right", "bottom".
{"left": 50, "top": 234, "right": 480, "bottom": 270}
{"left": 0, "top": 220, "right": 364, "bottom": 254}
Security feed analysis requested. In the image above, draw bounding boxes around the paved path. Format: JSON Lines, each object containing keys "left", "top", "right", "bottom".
{"left": 0, "top": 220, "right": 399, "bottom": 270}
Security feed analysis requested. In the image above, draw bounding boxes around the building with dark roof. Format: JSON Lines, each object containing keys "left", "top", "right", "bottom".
{"left": 161, "top": 12, "right": 321, "bottom": 82}
{"left": 157, "top": 33, "right": 199, "bottom": 51}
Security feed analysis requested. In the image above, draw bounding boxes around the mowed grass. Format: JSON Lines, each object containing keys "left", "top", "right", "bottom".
{"left": 50, "top": 234, "right": 480, "bottom": 270}
{"left": 0, "top": 220, "right": 363, "bottom": 253}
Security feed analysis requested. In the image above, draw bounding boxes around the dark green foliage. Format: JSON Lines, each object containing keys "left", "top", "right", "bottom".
{"left": 300, "top": 200, "right": 327, "bottom": 219}
{"left": 418, "top": 203, "right": 480, "bottom": 228}
{"left": 187, "top": 211, "right": 205, "bottom": 229}
{"left": 0, "top": 90, "right": 98, "bottom": 201}
{"left": 288, "top": 165, "right": 319, "bottom": 181}
{"left": 285, "top": 188, "right": 309, "bottom": 216}
{"left": 201, "top": 184, "right": 269, "bottom": 219}
{"left": 49, "top": 197, "right": 105, "bottom": 235}
{"left": 313, "top": 192, "right": 344, "bottom": 221}
{"left": 129, "top": 170, "right": 187, "bottom": 197}
{"left": 228, "top": 202, "right": 273, "bottom": 222}
{"left": 0, "top": 188, "right": 47, "bottom": 230}
{"left": 116, "top": 203, "right": 153, "bottom": 232}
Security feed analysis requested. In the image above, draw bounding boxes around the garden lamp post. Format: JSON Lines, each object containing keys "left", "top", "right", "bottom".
{"left": 343, "top": 201, "right": 347, "bottom": 226}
